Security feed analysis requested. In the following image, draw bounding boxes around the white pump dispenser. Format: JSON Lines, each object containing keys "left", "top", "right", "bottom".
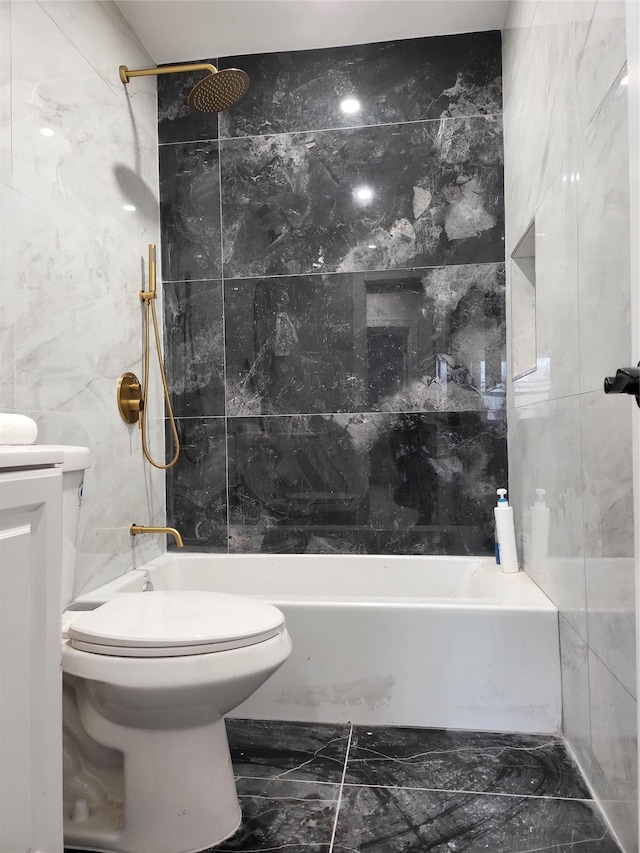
{"left": 529, "top": 488, "right": 550, "bottom": 574}
{"left": 494, "top": 488, "right": 519, "bottom": 573}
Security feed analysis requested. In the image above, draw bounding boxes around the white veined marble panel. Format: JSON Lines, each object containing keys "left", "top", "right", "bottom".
{"left": 574, "top": 0, "right": 627, "bottom": 134}
{"left": 3, "top": 186, "right": 161, "bottom": 416}
{"left": 9, "top": 1, "right": 159, "bottom": 260}
{"left": 559, "top": 615, "right": 593, "bottom": 778}
{"left": 31, "top": 410, "right": 166, "bottom": 598}
{"left": 581, "top": 390, "right": 635, "bottom": 697}
{"left": 38, "top": 0, "right": 157, "bottom": 140}
{"left": 507, "top": 397, "right": 587, "bottom": 639}
{"left": 519, "top": 171, "right": 579, "bottom": 404}
{"left": 588, "top": 650, "right": 638, "bottom": 853}
{"left": 502, "top": 0, "right": 579, "bottom": 249}
{"left": 0, "top": 2, "right": 11, "bottom": 185}
{"left": 0, "top": 323, "right": 15, "bottom": 411}
{"left": 577, "top": 67, "right": 631, "bottom": 394}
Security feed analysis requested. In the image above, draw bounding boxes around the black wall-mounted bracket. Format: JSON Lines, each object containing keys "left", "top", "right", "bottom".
{"left": 603, "top": 362, "right": 640, "bottom": 407}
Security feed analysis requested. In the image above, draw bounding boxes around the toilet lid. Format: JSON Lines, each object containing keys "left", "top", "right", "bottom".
{"left": 68, "top": 591, "right": 285, "bottom": 657}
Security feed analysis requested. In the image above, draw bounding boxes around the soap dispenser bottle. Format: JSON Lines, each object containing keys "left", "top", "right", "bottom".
{"left": 494, "top": 488, "right": 519, "bottom": 573}
{"left": 530, "top": 488, "right": 550, "bottom": 573}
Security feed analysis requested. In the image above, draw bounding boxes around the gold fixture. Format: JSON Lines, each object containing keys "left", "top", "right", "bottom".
{"left": 117, "top": 371, "right": 143, "bottom": 424}
{"left": 130, "top": 524, "right": 184, "bottom": 549}
{"left": 140, "top": 242, "right": 157, "bottom": 302}
{"left": 118, "top": 245, "right": 180, "bottom": 469}
{"left": 119, "top": 62, "right": 249, "bottom": 112}
{"left": 140, "top": 244, "right": 180, "bottom": 469}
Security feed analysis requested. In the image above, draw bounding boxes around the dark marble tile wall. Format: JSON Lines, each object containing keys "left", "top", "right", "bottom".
{"left": 159, "top": 31, "right": 506, "bottom": 554}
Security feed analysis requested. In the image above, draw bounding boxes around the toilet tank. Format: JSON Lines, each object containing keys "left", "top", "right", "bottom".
{"left": 53, "top": 446, "right": 91, "bottom": 611}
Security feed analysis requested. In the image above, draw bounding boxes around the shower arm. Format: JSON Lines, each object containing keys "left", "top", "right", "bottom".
{"left": 119, "top": 63, "right": 217, "bottom": 84}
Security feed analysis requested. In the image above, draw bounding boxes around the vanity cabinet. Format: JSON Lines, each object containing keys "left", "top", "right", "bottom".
{"left": 0, "top": 448, "right": 63, "bottom": 853}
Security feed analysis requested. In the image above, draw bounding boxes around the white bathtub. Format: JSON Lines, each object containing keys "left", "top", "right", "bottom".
{"left": 75, "top": 554, "right": 561, "bottom": 734}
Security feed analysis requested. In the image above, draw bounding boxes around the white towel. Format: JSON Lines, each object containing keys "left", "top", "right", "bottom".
{"left": 0, "top": 413, "right": 38, "bottom": 445}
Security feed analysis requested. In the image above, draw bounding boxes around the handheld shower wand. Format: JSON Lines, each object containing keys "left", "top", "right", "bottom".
{"left": 117, "top": 245, "right": 180, "bottom": 470}
{"left": 139, "top": 244, "right": 179, "bottom": 469}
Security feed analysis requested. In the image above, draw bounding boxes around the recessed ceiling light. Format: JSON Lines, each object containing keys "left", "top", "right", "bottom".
{"left": 123, "top": 204, "right": 136, "bottom": 212}
{"left": 40, "top": 128, "right": 54, "bottom": 137}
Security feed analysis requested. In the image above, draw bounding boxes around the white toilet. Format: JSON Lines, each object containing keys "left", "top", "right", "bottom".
{"left": 58, "top": 446, "right": 292, "bottom": 853}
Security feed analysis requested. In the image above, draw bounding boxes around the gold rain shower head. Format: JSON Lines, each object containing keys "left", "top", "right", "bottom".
{"left": 119, "top": 62, "right": 249, "bottom": 112}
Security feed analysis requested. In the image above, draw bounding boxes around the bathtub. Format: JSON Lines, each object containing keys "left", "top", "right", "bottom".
{"left": 75, "top": 554, "right": 561, "bottom": 734}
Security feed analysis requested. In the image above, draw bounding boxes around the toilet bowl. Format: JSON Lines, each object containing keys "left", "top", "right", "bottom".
{"left": 56, "top": 447, "right": 292, "bottom": 853}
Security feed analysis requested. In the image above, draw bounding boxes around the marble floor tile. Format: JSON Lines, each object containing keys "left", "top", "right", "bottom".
{"left": 344, "top": 726, "right": 590, "bottom": 799}
{"left": 159, "top": 140, "right": 221, "bottom": 282}
{"left": 221, "top": 117, "right": 504, "bottom": 278}
{"left": 226, "top": 718, "right": 350, "bottom": 783}
{"left": 224, "top": 264, "right": 505, "bottom": 417}
{"left": 218, "top": 31, "right": 502, "bottom": 139}
{"left": 213, "top": 779, "right": 337, "bottom": 853}
{"left": 332, "top": 785, "right": 621, "bottom": 852}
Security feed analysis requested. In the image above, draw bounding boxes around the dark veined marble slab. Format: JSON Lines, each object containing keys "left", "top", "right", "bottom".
{"left": 218, "top": 32, "right": 502, "bottom": 139}
{"left": 158, "top": 58, "right": 219, "bottom": 145}
{"left": 163, "top": 280, "right": 225, "bottom": 417}
{"left": 332, "top": 785, "right": 621, "bottom": 853}
{"left": 344, "top": 726, "right": 590, "bottom": 799}
{"left": 159, "top": 140, "right": 221, "bottom": 282}
{"left": 165, "top": 417, "right": 227, "bottom": 548}
{"left": 221, "top": 117, "right": 504, "bottom": 278}
{"left": 225, "top": 411, "right": 506, "bottom": 555}
{"left": 213, "top": 779, "right": 337, "bottom": 853}
{"left": 226, "top": 719, "right": 350, "bottom": 783}
{"left": 224, "top": 264, "right": 505, "bottom": 416}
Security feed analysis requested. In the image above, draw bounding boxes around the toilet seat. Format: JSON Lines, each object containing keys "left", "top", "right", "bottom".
{"left": 67, "top": 591, "right": 285, "bottom": 657}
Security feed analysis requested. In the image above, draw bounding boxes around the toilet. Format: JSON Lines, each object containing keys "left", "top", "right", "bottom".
{"left": 58, "top": 446, "right": 292, "bottom": 853}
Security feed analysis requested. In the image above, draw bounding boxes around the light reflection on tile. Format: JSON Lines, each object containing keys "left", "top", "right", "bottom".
{"left": 224, "top": 265, "right": 505, "bottom": 417}
{"left": 218, "top": 32, "right": 502, "bottom": 139}
{"left": 226, "top": 412, "right": 506, "bottom": 555}
{"left": 221, "top": 117, "right": 504, "bottom": 278}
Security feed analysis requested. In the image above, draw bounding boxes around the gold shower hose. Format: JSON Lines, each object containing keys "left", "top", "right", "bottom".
{"left": 140, "top": 244, "right": 180, "bottom": 469}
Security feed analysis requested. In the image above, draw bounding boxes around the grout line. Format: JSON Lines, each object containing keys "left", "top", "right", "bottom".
{"left": 160, "top": 259, "right": 505, "bottom": 286}
{"left": 328, "top": 722, "right": 354, "bottom": 852}
{"left": 234, "top": 775, "right": 340, "bottom": 787}
{"left": 157, "top": 111, "right": 503, "bottom": 148}
{"left": 231, "top": 771, "right": 598, "bottom": 804}
{"left": 217, "top": 137, "right": 231, "bottom": 555}
{"left": 168, "top": 409, "right": 506, "bottom": 420}
{"left": 337, "top": 781, "right": 598, "bottom": 803}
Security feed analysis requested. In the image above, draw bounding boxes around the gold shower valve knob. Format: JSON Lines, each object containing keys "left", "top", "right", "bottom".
{"left": 117, "top": 372, "right": 143, "bottom": 424}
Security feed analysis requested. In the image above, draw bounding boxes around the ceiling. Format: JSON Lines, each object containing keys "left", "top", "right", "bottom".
{"left": 116, "top": 1, "right": 509, "bottom": 64}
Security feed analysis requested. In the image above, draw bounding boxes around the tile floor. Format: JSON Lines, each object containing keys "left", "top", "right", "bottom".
{"left": 66, "top": 719, "right": 623, "bottom": 853}
{"left": 218, "top": 719, "right": 622, "bottom": 853}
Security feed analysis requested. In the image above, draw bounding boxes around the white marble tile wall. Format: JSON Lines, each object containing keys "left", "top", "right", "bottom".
{"left": 0, "top": 0, "right": 165, "bottom": 597}
{"left": 503, "top": 1, "right": 635, "bottom": 849}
